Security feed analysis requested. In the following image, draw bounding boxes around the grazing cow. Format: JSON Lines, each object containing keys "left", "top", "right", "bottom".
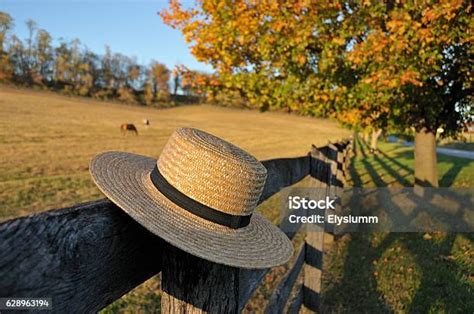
{"left": 143, "top": 119, "right": 150, "bottom": 126}
{"left": 120, "top": 123, "right": 138, "bottom": 135}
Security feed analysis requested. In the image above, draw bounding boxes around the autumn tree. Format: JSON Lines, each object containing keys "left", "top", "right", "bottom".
{"left": 0, "top": 11, "right": 13, "bottom": 81}
{"left": 109, "top": 52, "right": 126, "bottom": 90}
{"left": 53, "top": 40, "right": 71, "bottom": 87}
{"left": 99, "top": 45, "right": 115, "bottom": 94}
{"left": 177, "top": 66, "right": 227, "bottom": 104}
{"left": 35, "top": 29, "right": 53, "bottom": 84}
{"left": 7, "top": 19, "right": 41, "bottom": 84}
{"left": 340, "top": 1, "right": 473, "bottom": 186}
{"left": 113, "top": 54, "right": 137, "bottom": 103}
{"left": 53, "top": 39, "right": 93, "bottom": 94}
{"left": 172, "top": 65, "right": 180, "bottom": 94}
{"left": 23, "top": 19, "right": 41, "bottom": 83}
{"left": 162, "top": 0, "right": 473, "bottom": 187}
{"left": 127, "top": 62, "right": 142, "bottom": 89}
{"left": 178, "top": 66, "right": 205, "bottom": 96}
{"left": 82, "top": 49, "right": 101, "bottom": 92}
{"left": 149, "top": 61, "right": 170, "bottom": 101}
{"left": 161, "top": 1, "right": 345, "bottom": 112}
{"left": 8, "top": 34, "right": 27, "bottom": 81}
{"left": 143, "top": 79, "right": 154, "bottom": 105}
{"left": 0, "top": 12, "right": 12, "bottom": 52}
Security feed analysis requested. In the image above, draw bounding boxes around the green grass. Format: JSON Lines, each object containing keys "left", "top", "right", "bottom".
{"left": 349, "top": 140, "right": 474, "bottom": 188}
{"left": 322, "top": 138, "right": 474, "bottom": 313}
{"left": 101, "top": 278, "right": 162, "bottom": 314}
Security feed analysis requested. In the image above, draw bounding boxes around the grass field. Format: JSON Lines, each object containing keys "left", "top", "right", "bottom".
{"left": 322, "top": 138, "right": 474, "bottom": 313}
{"left": 0, "top": 86, "right": 350, "bottom": 222}
{"left": 351, "top": 139, "right": 474, "bottom": 188}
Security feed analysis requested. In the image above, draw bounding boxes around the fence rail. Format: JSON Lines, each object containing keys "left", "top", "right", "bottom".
{"left": 0, "top": 139, "right": 352, "bottom": 313}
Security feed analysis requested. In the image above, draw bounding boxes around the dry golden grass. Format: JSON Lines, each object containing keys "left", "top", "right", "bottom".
{"left": 0, "top": 85, "right": 349, "bottom": 221}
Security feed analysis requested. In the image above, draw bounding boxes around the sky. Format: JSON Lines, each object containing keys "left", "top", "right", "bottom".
{"left": 0, "top": 0, "right": 213, "bottom": 72}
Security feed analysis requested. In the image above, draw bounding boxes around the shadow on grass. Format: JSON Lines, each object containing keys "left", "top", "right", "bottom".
{"left": 324, "top": 231, "right": 473, "bottom": 312}
{"left": 348, "top": 159, "right": 363, "bottom": 187}
{"left": 352, "top": 137, "right": 413, "bottom": 187}
{"left": 405, "top": 233, "right": 474, "bottom": 313}
{"left": 357, "top": 139, "right": 473, "bottom": 188}
{"left": 378, "top": 146, "right": 413, "bottom": 174}
{"left": 438, "top": 155, "right": 473, "bottom": 187}
{"left": 373, "top": 154, "right": 411, "bottom": 187}
{"left": 323, "top": 233, "right": 395, "bottom": 313}
{"left": 323, "top": 138, "right": 474, "bottom": 312}
{"left": 357, "top": 137, "right": 387, "bottom": 186}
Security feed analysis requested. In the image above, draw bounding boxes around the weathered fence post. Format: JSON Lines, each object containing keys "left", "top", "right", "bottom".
{"left": 342, "top": 139, "right": 352, "bottom": 185}
{"left": 161, "top": 243, "right": 239, "bottom": 313}
{"left": 302, "top": 145, "right": 329, "bottom": 312}
{"left": 325, "top": 142, "right": 340, "bottom": 246}
{"left": 331, "top": 142, "right": 347, "bottom": 182}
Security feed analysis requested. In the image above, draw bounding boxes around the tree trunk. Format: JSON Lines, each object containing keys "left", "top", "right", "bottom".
{"left": 152, "top": 82, "right": 158, "bottom": 101}
{"left": 370, "top": 129, "right": 382, "bottom": 154}
{"left": 173, "top": 77, "right": 179, "bottom": 95}
{"left": 363, "top": 131, "right": 369, "bottom": 143}
{"left": 414, "top": 128, "right": 438, "bottom": 187}
{"left": 352, "top": 132, "right": 358, "bottom": 156}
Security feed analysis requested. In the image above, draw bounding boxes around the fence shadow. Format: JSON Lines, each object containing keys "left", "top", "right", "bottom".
{"left": 327, "top": 139, "right": 474, "bottom": 312}
{"left": 324, "top": 229, "right": 473, "bottom": 312}
{"left": 322, "top": 232, "right": 395, "bottom": 312}
{"left": 405, "top": 233, "right": 473, "bottom": 313}
{"left": 387, "top": 143, "right": 473, "bottom": 188}
{"left": 438, "top": 155, "right": 473, "bottom": 187}
{"left": 352, "top": 137, "right": 413, "bottom": 187}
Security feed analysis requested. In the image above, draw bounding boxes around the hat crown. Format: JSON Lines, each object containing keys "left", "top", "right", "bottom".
{"left": 157, "top": 128, "right": 267, "bottom": 216}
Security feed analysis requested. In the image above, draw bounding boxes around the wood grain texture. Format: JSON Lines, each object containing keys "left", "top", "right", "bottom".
{"left": 286, "top": 284, "right": 303, "bottom": 314}
{"left": 260, "top": 156, "right": 310, "bottom": 202}
{"left": 161, "top": 244, "right": 240, "bottom": 314}
{"left": 302, "top": 142, "right": 349, "bottom": 313}
{"left": 264, "top": 244, "right": 305, "bottom": 314}
{"left": 303, "top": 145, "right": 330, "bottom": 313}
{"left": 0, "top": 199, "right": 164, "bottom": 313}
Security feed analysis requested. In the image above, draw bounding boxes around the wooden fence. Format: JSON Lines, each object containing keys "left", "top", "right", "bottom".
{"left": 0, "top": 139, "right": 352, "bottom": 313}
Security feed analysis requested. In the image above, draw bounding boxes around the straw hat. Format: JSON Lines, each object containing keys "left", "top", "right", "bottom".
{"left": 90, "top": 127, "right": 293, "bottom": 268}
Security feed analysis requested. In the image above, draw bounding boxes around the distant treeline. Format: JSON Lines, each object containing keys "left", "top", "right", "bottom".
{"left": 0, "top": 12, "right": 200, "bottom": 106}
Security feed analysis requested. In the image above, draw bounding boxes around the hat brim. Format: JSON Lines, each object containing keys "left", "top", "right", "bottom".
{"left": 90, "top": 151, "right": 293, "bottom": 269}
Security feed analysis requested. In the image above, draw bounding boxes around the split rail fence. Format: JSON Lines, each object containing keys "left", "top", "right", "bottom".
{"left": 0, "top": 138, "right": 353, "bottom": 313}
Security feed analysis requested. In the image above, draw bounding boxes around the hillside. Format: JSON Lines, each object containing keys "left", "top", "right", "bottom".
{"left": 0, "top": 86, "right": 350, "bottom": 221}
